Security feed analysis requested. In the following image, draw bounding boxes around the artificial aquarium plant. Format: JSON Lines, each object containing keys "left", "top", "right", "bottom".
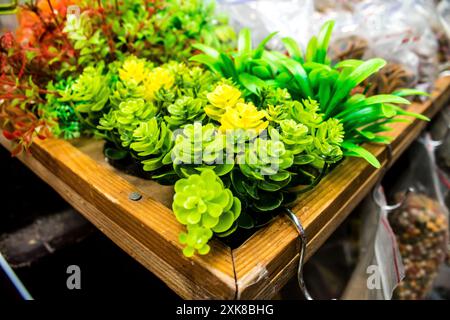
{"left": 71, "top": 53, "right": 344, "bottom": 255}
{"left": 0, "top": 0, "right": 235, "bottom": 154}
{"left": 192, "top": 20, "right": 429, "bottom": 168}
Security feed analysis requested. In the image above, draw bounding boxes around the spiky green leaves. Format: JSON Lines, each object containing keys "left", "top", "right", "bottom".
{"left": 173, "top": 170, "right": 241, "bottom": 256}
{"left": 194, "top": 20, "right": 427, "bottom": 168}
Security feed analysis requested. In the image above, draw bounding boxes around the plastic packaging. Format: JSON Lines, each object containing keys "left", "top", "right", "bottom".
{"left": 342, "top": 186, "right": 404, "bottom": 300}
{"left": 437, "top": 0, "right": 450, "bottom": 67}
{"left": 327, "top": 0, "right": 439, "bottom": 91}
{"left": 430, "top": 106, "right": 450, "bottom": 177}
{"left": 216, "top": 0, "right": 316, "bottom": 50}
{"left": 428, "top": 106, "right": 450, "bottom": 266}
{"left": 388, "top": 136, "right": 449, "bottom": 299}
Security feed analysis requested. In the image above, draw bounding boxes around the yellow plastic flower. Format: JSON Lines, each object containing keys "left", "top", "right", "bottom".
{"left": 220, "top": 102, "right": 268, "bottom": 133}
{"left": 142, "top": 67, "right": 175, "bottom": 101}
{"left": 119, "top": 56, "right": 149, "bottom": 84}
{"left": 206, "top": 84, "right": 243, "bottom": 121}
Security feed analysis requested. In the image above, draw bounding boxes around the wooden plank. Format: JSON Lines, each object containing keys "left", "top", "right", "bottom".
{"left": 232, "top": 76, "right": 450, "bottom": 300}
{"left": 0, "top": 135, "right": 236, "bottom": 300}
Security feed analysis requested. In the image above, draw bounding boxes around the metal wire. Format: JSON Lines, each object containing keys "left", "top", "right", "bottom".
{"left": 284, "top": 207, "right": 313, "bottom": 300}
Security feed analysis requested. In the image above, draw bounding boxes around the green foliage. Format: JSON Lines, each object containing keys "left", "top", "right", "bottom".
{"left": 164, "top": 96, "right": 206, "bottom": 128}
{"left": 269, "top": 96, "right": 344, "bottom": 168}
{"left": 2, "top": 0, "right": 235, "bottom": 157}
{"left": 271, "top": 120, "right": 312, "bottom": 157}
{"left": 308, "top": 118, "right": 345, "bottom": 167}
{"left": 60, "top": 65, "right": 111, "bottom": 129}
{"left": 233, "top": 138, "right": 293, "bottom": 212}
{"left": 191, "top": 29, "right": 277, "bottom": 96}
{"left": 13, "top": 9, "right": 432, "bottom": 259}
{"left": 64, "top": 0, "right": 235, "bottom": 67}
{"left": 93, "top": 57, "right": 222, "bottom": 183}
{"left": 130, "top": 118, "right": 174, "bottom": 172}
{"left": 193, "top": 21, "right": 429, "bottom": 168}
{"left": 98, "top": 98, "right": 158, "bottom": 148}
{"left": 41, "top": 78, "right": 82, "bottom": 140}
{"left": 64, "top": 11, "right": 110, "bottom": 66}
{"left": 171, "top": 123, "right": 234, "bottom": 178}
{"left": 173, "top": 170, "right": 241, "bottom": 256}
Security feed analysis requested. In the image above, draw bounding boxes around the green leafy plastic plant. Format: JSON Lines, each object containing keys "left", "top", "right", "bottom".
{"left": 62, "top": 0, "right": 235, "bottom": 67}
{"left": 233, "top": 137, "right": 293, "bottom": 212}
{"left": 164, "top": 96, "right": 206, "bottom": 128}
{"left": 41, "top": 78, "right": 82, "bottom": 140}
{"left": 98, "top": 98, "right": 159, "bottom": 151}
{"left": 173, "top": 169, "right": 241, "bottom": 257}
{"left": 192, "top": 21, "right": 429, "bottom": 168}
{"left": 60, "top": 65, "right": 111, "bottom": 129}
{"left": 130, "top": 118, "right": 174, "bottom": 172}
{"left": 170, "top": 123, "right": 234, "bottom": 178}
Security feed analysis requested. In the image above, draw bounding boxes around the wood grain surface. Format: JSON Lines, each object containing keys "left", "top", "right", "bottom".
{"left": 0, "top": 135, "right": 236, "bottom": 300}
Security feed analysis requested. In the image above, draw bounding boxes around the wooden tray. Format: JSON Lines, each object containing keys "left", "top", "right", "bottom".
{"left": 2, "top": 76, "right": 450, "bottom": 299}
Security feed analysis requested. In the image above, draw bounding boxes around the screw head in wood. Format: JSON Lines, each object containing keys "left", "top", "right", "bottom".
{"left": 129, "top": 192, "right": 142, "bottom": 201}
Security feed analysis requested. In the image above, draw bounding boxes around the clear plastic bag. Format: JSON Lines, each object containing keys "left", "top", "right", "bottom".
{"left": 342, "top": 186, "right": 405, "bottom": 300}
{"left": 216, "top": 0, "right": 316, "bottom": 50}
{"left": 430, "top": 105, "right": 450, "bottom": 177}
{"left": 437, "top": 0, "right": 450, "bottom": 67}
{"left": 325, "top": 0, "right": 440, "bottom": 91}
{"left": 428, "top": 106, "right": 450, "bottom": 268}
{"left": 388, "top": 135, "right": 449, "bottom": 299}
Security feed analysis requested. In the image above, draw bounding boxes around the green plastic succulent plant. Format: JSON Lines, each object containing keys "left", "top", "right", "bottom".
{"left": 98, "top": 98, "right": 158, "bottom": 150}
{"left": 173, "top": 169, "right": 241, "bottom": 257}
{"left": 233, "top": 137, "right": 293, "bottom": 212}
{"left": 196, "top": 84, "right": 343, "bottom": 227}
{"left": 60, "top": 65, "right": 111, "bottom": 129}
{"left": 130, "top": 118, "right": 174, "bottom": 172}
{"left": 271, "top": 120, "right": 312, "bottom": 158}
{"left": 166, "top": 62, "right": 219, "bottom": 97}
{"left": 41, "top": 78, "right": 82, "bottom": 140}
{"left": 164, "top": 96, "right": 206, "bottom": 128}
{"left": 62, "top": 0, "right": 235, "bottom": 68}
{"left": 192, "top": 21, "right": 429, "bottom": 168}
{"left": 170, "top": 123, "right": 234, "bottom": 178}
{"left": 308, "top": 118, "right": 345, "bottom": 167}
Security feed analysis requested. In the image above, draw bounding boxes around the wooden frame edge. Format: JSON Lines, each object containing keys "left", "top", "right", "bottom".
{"left": 0, "top": 135, "right": 237, "bottom": 300}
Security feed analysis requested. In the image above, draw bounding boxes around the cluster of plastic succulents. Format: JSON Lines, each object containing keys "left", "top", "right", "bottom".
{"left": 1, "top": 1, "right": 429, "bottom": 257}
{"left": 58, "top": 52, "right": 346, "bottom": 255}
{"left": 1, "top": 0, "right": 234, "bottom": 154}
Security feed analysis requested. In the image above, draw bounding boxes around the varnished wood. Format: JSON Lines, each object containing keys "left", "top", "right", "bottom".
{"left": 232, "top": 76, "right": 450, "bottom": 299}
{"left": 0, "top": 135, "right": 236, "bottom": 300}
{"left": 1, "top": 76, "right": 449, "bottom": 300}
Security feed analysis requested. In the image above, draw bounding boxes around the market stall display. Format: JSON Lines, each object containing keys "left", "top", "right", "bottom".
{"left": 0, "top": 0, "right": 449, "bottom": 300}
